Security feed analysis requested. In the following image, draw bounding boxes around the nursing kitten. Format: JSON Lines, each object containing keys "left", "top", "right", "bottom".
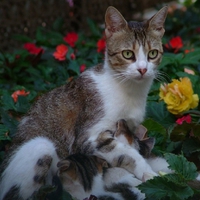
{"left": 57, "top": 153, "right": 145, "bottom": 200}
{"left": 113, "top": 119, "right": 172, "bottom": 175}
{"left": 0, "top": 5, "right": 168, "bottom": 200}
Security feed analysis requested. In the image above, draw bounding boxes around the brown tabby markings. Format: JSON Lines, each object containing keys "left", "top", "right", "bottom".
{"left": 14, "top": 73, "right": 104, "bottom": 158}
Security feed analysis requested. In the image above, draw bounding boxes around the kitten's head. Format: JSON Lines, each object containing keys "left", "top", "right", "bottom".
{"left": 57, "top": 154, "right": 107, "bottom": 193}
{"left": 114, "top": 119, "right": 155, "bottom": 158}
{"left": 105, "top": 6, "right": 168, "bottom": 83}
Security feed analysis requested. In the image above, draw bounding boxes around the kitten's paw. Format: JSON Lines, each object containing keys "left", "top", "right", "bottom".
{"left": 34, "top": 155, "right": 52, "bottom": 184}
{"left": 112, "top": 154, "right": 136, "bottom": 174}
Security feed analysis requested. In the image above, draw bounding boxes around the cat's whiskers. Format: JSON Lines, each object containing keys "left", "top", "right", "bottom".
{"left": 155, "top": 71, "right": 170, "bottom": 83}
{"left": 112, "top": 72, "right": 129, "bottom": 85}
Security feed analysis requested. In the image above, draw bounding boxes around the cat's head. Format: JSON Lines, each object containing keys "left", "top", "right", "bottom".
{"left": 114, "top": 119, "right": 155, "bottom": 158}
{"left": 104, "top": 6, "right": 168, "bottom": 83}
{"left": 57, "top": 154, "right": 108, "bottom": 193}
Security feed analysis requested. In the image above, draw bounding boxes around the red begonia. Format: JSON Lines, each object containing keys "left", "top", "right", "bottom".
{"left": 53, "top": 44, "right": 68, "bottom": 61}
{"left": 24, "top": 43, "right": 44, "bottom": 55}
{"left": 63, "top": 32, "right": 78, "bottom": 48}
{"left": 11, "top": 89, "right": 30, "bottom": 103}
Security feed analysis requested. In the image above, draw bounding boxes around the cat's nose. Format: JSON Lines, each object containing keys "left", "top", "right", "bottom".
{"left": 137, "top": 68, "right": 147, "bottom": 75}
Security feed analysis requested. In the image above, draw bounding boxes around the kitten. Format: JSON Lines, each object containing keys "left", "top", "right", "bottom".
{"left": 114, "top": 119, "right": 172, "bottom": 175}
{"left": 0, "top": 5, "right": 168, "bottom": 200}
{"left": 57, "top": 153, "right": 145, "bottom": 200}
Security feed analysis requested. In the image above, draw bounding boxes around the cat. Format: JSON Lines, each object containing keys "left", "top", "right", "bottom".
{"left": 57, "top": 153, "right": 145, "bottom": 200}
{"left": 0, "top": 5, "right": 168, "bottom": 200}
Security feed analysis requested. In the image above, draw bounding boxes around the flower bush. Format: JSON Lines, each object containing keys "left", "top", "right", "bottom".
{"left": 0, "top": 2, "right": 200, "bottom": 200}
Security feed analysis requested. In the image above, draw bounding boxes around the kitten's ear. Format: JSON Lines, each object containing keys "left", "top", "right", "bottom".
{"left": 142, "top": 137, "right": 155, "bottom": 152}
{"left": 115, "top": 119, "right": 129, "bottom": 137}
{"left": 105, "top": 6, "right": 127, "bottom": 38}
{"left": 58, "top": 160, "right": 76, "bottom": 173}
{"left": 94, "top": 156, "right": 109, "bottom": 168}
{"left": 147, "top": 6, "right": 168, "bottom": 38}
{"left": 134, "top": 125, "right": 147, "bottom": 140}
{"left": 57, "top": 160, "right": 70, "bottom": 173}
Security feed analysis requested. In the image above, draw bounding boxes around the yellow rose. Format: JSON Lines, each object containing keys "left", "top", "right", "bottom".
{"left": 159, "top": 77, "right": 199, "bottom": 115}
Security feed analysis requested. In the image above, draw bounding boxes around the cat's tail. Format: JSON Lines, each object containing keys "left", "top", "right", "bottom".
{"left": 0, "top": 136, "right": 60, "bottom": 200}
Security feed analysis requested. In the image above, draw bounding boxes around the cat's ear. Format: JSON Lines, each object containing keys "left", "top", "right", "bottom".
{"left": 147, "top": 6, "right": 168, "bottom": 38}
{"left": 57, "top": 160, "right": 77, "bottom": 179}
{"left": 105, "top": 6, "right": 127, "bottom": 38}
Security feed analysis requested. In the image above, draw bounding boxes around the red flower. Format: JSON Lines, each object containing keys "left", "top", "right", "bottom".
{"left": 165, "top": 36, "right": 183, "bottom": 53}
{"left": 11, "top": 89, "right": 30, "bottom": 103}
{"left": 53, "top": 44, "right": 68, "bottom": 61}
{"left": 63, "top": 32, "right": 78, "bottom": 48}
{"left": 24, "top": 43, "right": 44, "bottom": 55}
{"left": 97, "top": 38, "right": 106, "bottom": 53}
{"left": 80, "top": 64, "right": 86, "bottom": 73}
{"left": 184, "top": 48, "right": 194, "bottom": 54}
{"left": 176, "top": 114, "right": 192, "bottom": 125}
{"left": 70, "top": 53, "right": 76, "bottom": 60}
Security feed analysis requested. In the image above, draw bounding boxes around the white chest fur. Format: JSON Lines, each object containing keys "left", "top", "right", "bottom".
{"left": 88, "top": 62, "right": 153, "bottom": 140}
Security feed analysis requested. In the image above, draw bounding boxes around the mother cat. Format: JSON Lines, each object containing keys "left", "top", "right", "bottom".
{"left": 0, "top": 5, "right": 168, "bottom": 199}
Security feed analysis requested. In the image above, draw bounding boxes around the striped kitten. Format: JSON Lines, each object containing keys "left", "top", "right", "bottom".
{"left": 57, "top": 154, "right": 145, "bottom": 200}
{"left": 113, "top": 119, "right": 172, "bottom": 175}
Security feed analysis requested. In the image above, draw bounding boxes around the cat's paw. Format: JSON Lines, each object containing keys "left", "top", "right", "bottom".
{"left": 34, "top": 155, "right": 52, "bottom": 184}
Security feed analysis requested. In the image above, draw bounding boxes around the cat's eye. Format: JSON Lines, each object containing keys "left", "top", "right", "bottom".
{"left": 148, "top": 50, "right": 158, "bottom": 59}
{"left": 122, "top": 50, "right": 135, "bottom": 59}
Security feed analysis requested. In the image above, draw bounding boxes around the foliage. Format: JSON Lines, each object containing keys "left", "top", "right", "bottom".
{"left": 0, "top": 2, "right": 200, "bottom": 200}
{"left": 138, "top": 153, "right": 199, "bottom": 200}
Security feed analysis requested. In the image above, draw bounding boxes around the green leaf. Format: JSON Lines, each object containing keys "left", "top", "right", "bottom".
{"left": 171, "top": 122, "right": 200, "bottom": 141}
{"left": 1, "top": 91, "right": 15, "bottom": 111}
{"left": 86, "top": 18, "right": 101, "bottom": 37}
{"left": 164, "top": 153, "right": 198, "bottom": 181}
{"left": 146, "top": 101, "right": 176, "bottom": 129}
{"left": 15, "top": 96, "right": 30, "bottom": 113}
{"left": 1, "top": 110, "right": 18, "bottom": 138}
{"left": 143, "top": 118, "right": 166, "bottom": 135}
{"left": 182, "top": 138, "right": 200, "bottom": 155}
{"left": 68, "top": 60, "right": 80, "bottom": 75}
{"left": 0, "top": 124, "right": 10, "bottom": 140}
{"left": 180, "top": 49, "right": 200, "bottom": 65}
{"left": 138, "top": 176, "right": 193, "bottom": 200}
{"left": 159, "top": 53, "right": 177, "bottom": 69}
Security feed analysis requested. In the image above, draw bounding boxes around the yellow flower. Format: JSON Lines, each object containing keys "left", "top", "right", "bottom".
{"left": 159, "top": 77, "right": 199, "bottom": 115}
